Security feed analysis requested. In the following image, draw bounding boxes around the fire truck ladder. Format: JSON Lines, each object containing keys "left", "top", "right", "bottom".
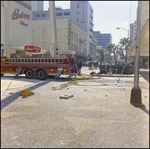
{"left": 9, "top": 57, "right": 67, "bottom": 79}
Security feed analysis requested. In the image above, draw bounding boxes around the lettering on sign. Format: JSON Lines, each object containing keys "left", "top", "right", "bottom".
{"left": 11, "top": 9, "right": 30, "bottom": 20}
{"left": 24, "top": 45, "right": 41, "bottom": 53}
{"left": 59, "top": 51, "right": 71, "bottom": 54}
{"left": 20, "top": 20, "right": 28, "bottom": 27}
{"left": 75, "top": 51, "right": 85, "bottom": 56}
{"left": 11, "top": 9, "right": 30, "bottom": 27}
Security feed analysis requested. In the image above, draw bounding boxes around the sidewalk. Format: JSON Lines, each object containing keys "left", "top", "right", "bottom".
{"left": 1, "top": 67, "right": 149, "bottom": 148}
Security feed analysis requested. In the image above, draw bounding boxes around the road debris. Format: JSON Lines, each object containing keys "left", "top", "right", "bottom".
{"left": 59, "top": 94, "right": 74, "bottom": 99}
{"left": 9, "top": 92, "right": 14, "bottom": 94}
{"left": 2, "top": 82, "right": 12, "bottom": 96}
{"left": 90, "top": 71, "right": 96, "bottom": 75}
{"left": 21, "top": 90, "right": 34, "bottom": 98}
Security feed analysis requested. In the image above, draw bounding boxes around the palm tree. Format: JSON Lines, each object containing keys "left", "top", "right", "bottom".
{"left": 106, "top": 43, "right": 118, "bottom": 64}
{"left": 119, "top": 37, "right": 132, "bottom": 62}
{"left": 116, "top": 47, "right": 125, "bottom": 61}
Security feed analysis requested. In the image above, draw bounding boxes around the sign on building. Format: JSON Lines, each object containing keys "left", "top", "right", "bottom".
{"left": 24, "top": 45, "right": 41, "bottom": 53}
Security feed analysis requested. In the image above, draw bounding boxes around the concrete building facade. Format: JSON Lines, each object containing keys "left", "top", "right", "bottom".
{"left": 1, "top": 1, "right": 32, "bottom": 58}
{"left": 32, "top": 1, "right": 95, "bottom": 60}
{"left": 31, "top": 19, "right": 87, "bottom": 60}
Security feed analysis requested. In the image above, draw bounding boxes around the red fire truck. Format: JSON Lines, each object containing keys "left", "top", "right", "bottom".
{"left": 1, "top": 56, "right": 77, "bottom": 80}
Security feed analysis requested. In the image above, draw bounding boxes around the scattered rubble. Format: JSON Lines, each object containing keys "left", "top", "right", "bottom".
{"left": 59, "top": 94, "right": 74, "bottom": 99}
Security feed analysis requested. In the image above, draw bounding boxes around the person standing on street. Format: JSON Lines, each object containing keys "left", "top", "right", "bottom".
{"left": 77, "top": 59, "right": 82, "bottom": 76}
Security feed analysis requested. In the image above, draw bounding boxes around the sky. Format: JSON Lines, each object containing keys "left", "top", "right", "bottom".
{"left": 44, "top": 1, "right": 138, "bottom": 45}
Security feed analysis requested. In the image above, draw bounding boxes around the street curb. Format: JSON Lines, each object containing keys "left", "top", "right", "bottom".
{"left": 93, "top": 74, "right": 141, "bottom": 77}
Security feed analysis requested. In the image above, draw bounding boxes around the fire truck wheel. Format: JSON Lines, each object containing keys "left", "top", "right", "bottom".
{"left": 25, "top": 68, "right": 35, "bottom": 79}
{"left": 37, "top": 69, "right": 47, "bottom": 80}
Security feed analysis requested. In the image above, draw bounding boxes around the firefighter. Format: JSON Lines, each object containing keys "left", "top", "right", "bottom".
{"left": 68, "top": 55, "right": 76, "bottom": 77}
{"left": 77, "top": 59, "right": 82, "bottom": 76}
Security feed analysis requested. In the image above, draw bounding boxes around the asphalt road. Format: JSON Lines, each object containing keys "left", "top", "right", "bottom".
{"left": 140, "top": 68, "right": 149, "bottom": 82}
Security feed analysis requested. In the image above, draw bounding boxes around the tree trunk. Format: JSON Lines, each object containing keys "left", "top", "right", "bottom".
{"left": 125, "top": 45, "right": 127, "bottom": 62}
{"left": 113, "top": 50, "right": 117, "bottom": 64}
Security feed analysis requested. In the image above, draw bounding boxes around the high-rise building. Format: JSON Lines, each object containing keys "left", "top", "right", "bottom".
{"left": 93, "top": 31, "right": 112, "bottom": 61}
{"left": 93, "top": 31, "right": 112, "bottom": 50}
{"left": 130, "top": 23, "right": 134, "bottom": 41}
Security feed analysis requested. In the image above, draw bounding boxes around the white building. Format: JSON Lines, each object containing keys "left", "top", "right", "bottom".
{"left": 31, "top": 18, "right": 87, "bottom": 60}
{"left": 32, "top": 1, "right": 95, "bottom": 59}
{"left": 70, "top": 1, "right": 94, "bottom": 57}
{"left": 1, "top": 1, "right": 32, "bottom": 58}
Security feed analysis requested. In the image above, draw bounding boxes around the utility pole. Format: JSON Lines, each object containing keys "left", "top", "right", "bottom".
{"left": 42, "top": 26, "right": 44, "bottom": 58}
{"left": 49, "top": 1, "right": 58, "bottom": 57}
{"left": 130, "top": 1, "right": 142, "bottom": 104}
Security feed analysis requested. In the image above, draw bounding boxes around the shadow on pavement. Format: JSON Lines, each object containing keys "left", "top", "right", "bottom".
{"left": 1, "top": 76, "right": 73, "bottom": 110}
{"left": 131, "top": 103, "right": 149, "bottom": 115}
{"left": 139, "top": 69, "right": 149, "bottom": 82}
{"left": 1, "top": 80, "right": 51, "bottom": 110}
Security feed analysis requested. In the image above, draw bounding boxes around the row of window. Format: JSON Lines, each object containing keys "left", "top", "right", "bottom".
{"left": 35, "top": 12, "right": 70, "bottom": 18}
{"left": 56, "top": 12, "right": 70, "bottom": 16}
{"left": 71, "top": 31, "right": 78, "bottom": 42}
{"left": 71, "top": 43, "right": 78, "bottom": 51}
{"left": 35, "top": 14, "right": 48, "bottom": 17}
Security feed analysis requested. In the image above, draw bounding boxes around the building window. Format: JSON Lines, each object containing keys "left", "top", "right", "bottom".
{"left": 90, "top": 21, "right": 93, "bottom": 27}
{"left": 76, "top": 34, "right": 78, "bottom": 42}
{"left": 77, "top": 5, "right": 79, "bottom": 8}
{"left": 74, "top": 33, "right": 76, "bottom": 41}
{"left": 71, "top": 32, "right": 73, "bottom": 40}
{"left": 77, "top": 18, "right": 79, "bottom": 22}
{"left": 42, "top": 14, "right": 47, "bottom": 17}
{"left": 74, "top": 44, "right": 76, "bottom": 51}
{"left": 90, "top": 28, "right": 93, "bottom": 33}
{"left": 76, "top": 45, "right": 78, "bottom": 51}
{"left": 90, "top": 15, "right": 93, "bottom": 20}
{"left": 68, "top": 44, "right": 70, "bottom": 50}
{"left": 89, "top": 35, "right": 93, "bottom": 39}
{"left": 77, "top": 12, "right": 79, "bottom": 15}
{"left": 56, "top": 13, "right": 62, "bottom": 16}
{"left": 71, "top": 43, "right": 73, "bottom": 50}
{"left": 64, "top": 12, "right": 70, "bottom": 16}
{"left": 35, "top": 14, "right": 40, "bottom": 17}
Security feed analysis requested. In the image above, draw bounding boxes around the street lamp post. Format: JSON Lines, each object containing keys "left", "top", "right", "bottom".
{"left": 42, "top": 24, "right": 50, "bottom": 58}
{"left": 130, "top": 1, "right": 142, "bottom": 104}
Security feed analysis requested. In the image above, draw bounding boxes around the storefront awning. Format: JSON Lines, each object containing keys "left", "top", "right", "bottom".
{"left": 7, "top": 47, "right": 24, "bottom": 50}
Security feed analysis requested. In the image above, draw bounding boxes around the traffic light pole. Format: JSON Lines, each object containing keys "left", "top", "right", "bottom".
{"left": 130, "top": 1, "right": 142, "bottom": 104}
